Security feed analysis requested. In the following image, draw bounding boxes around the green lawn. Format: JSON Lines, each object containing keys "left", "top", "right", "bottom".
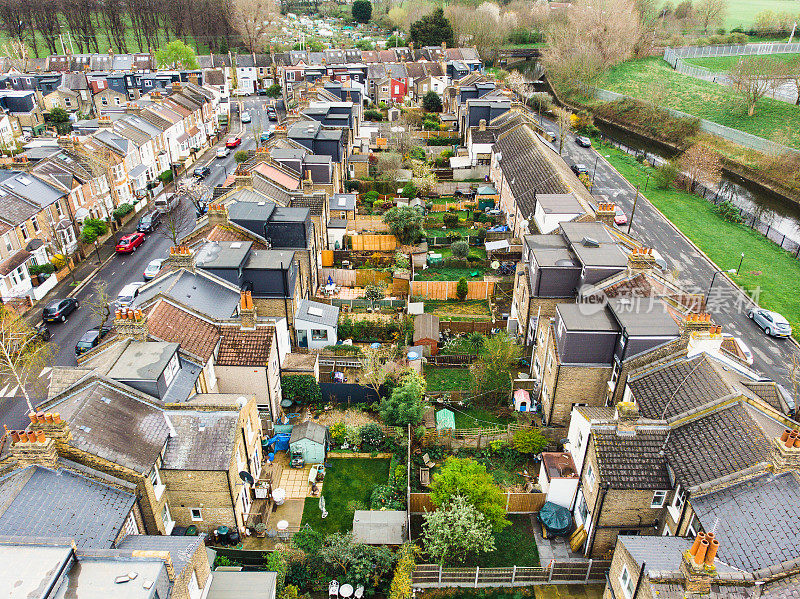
{"left": 452, "top": 406, "right": 513, "bottom": 429}
{"left": 594, "top": 139, "right": 800, "bottom": 336}
{"left": 422, "top": 300, "right": 492, "bottom": 320}
{"left": 720, "top": 0, "right": 800, "bottom": 29}
{"left": 415, "top": 266, "right": 486, "bottom": 281}
{"left": 597, "top": 57, "right": 800, "bottom": 149}
{"left": 684, "top": 53, "right": 800, "bottom": 71}
{"left": 424, "top": 366, "right": 473, "bottom": 393}
{"left": 463, "top": 515, "right": 539, "bottom": 567}
{"left": 300, "top": 458, "right": 390, "bottom": 536}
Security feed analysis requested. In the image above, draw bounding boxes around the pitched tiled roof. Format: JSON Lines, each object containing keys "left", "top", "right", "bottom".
{"left": 592, "top": 426, "right": 671, "bottom": 490}
{"left": 691, "top": 472, "right": 800, "bottom": 572}
{"left": 216, "top": 325, "right": 274, "bottom": 366}
{"left": 0, "top": 249, "right": 31, "bottom": 276}
{"left": 628, "top": 355, "right": 734, "bottom": 420}
{"left": 206, "top": 224, "right": 269, "bottom": 249}
{"left": 666, "top": 403, "right": 771, "bottom": 489}
{"left": 147, "top": 300, "right": 220, "bottom": 361}
{"left": 763, "top": 572, "right": 800, "bottom": 599}
{"left": 162, "top": 411, "right": 237, "bottom": 471}
{"left": 117, "top": 535, "right": 206, "bottom": 578}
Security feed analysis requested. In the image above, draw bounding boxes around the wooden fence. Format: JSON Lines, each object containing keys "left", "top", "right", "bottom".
{"left": 409, "top": 492, "right": 545, "bottom": 515}
{"left": 355, "top": 269, "right": 393, "bottom": 287}
{"left": 351, "top": 234, "right": 397, "bottom": 251}
{"left": 426, "top": 353, "right": 476, "bottom": 366}
{"left": 354, "top": 216, "right": 390, "bottom": 232}
{"left": 320, "top": 268, "right": 356, "bottom": 287}
{"left": 440, "top": 320, "right": 507, "bottom": 335}
{"left": 430, "top": 201, "right": 472, "bottom": 212}
{"left": 411, "top": 280, "right": 495, "bottom": 300}
{"left": 319, "top": 268, "right": 393, "bottom": 288}
{"left": 411, "top": 560, "right": 611, "bottom": 587}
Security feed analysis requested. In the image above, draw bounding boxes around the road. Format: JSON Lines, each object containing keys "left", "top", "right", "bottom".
{"left": 542, "top": 117, "right": 799, "bottom": 396}
{"left": 41, "top": 95, "right": 279, "bottom": 368}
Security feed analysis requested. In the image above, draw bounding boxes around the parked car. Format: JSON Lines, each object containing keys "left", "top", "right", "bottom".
{"left": 225, "top": 137, "right": 242, "bottom": 148}
{"left": 260, "top": 131, "right": 271, "bottom": 143}
{"left": 267, "top": 107, "right": 278, "bottom": 121}
{"left": 75, "top": 326, "right": 112, "bottom": 356}
{"left": 154, "top": 193, "right": 178, "bottom": 214}
{"left": 613, "top": 206, "right": 628, "bottom": 226}
{"left": 42, "top": 298, "right": 79, "bottom": 323}
{"left": 193, "top": 165, "right": 211, "bottom": 179}
{"left": 570, "top": 163, "right": 589, "bottom": 177}
{"left": 256, "top": 88, "right": 268, "bottom": 96}
{"left": 241, "top": 111, "right": 251, "bottom": 123}
{"left": 137, "top": 211, "right": 161, "bottom": 233}
{"left": 232, "top": 89, "right": 248, "bottom": 96}
{"left": 216, "top": 147, "right": 230, "bottom": 159}
{"left": 115, "top": 232, "right": 146, "bottom": 254}
{"left": 143, "top": 258, "right": 166, "bottom": 281}
{"left": 116, "top": 282, "right": 145, "bottom": 308}
{"left": 748, "top": 308, "right": 792, "bottom": 337}
{"left": 575, "top": 135, "right": 592, "bottom": 148}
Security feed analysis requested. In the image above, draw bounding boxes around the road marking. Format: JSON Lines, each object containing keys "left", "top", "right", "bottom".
{"left": 7, "top": 385, "right": 18, "bottom": 396}
{"left": 0, "top": 384, "right": 9, "bottom": 396}
{"left": 40, "top": 367, "right": 52, "bottom": 378}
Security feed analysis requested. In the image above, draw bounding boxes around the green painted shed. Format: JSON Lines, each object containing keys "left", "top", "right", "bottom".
{"left": 436, "top": 409, "right": 455, "bottom": 431}
{"left": 289, "top": 421, "right": 329, "bottom": 464}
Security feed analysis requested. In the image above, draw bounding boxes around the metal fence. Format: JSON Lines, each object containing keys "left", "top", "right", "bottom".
{"left": 411, "top": 560, "right": 611, "bottom": 587}
{"left": 597, "top": 133, "right": 800, "bottom": 258}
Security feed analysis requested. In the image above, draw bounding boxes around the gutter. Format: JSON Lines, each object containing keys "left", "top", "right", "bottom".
{"left": 586, "top": 481, "right": 611, "bottom": 556}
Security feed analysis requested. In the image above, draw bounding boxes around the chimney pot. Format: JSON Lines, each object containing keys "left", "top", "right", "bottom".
{"left": 19, "top": 432, "right": 28, "bottom": 443}
{"left": 53, "top": 413, "right": 61, "bottom": 424}
{"left": 10, "top": 431, "right": 20, "bottom": 443}
{"left": 705, "top": 538, "right": 719, "bottom": 566}
{"left": 28, "top": 412, "right": 37, "bottom": 424}
{"left": 36, "top": 411, "right": 44, "bottom": 422}
{"left": 36, "top": 430, "right": 45, "bottom": 443}
{"left": 694, "top": 539, "right": 709, "bottom": 566}
{"left": 794, "top": 435, "right": 800, "bottom": 448}
{"left": 788, "top": 432, "right": 799, "bottom": 448}
{"left": 44, "top": 413, "right": 53, "bottom": 424}
{"left": 689, "top": 532, "right": 705, "bottom": 556}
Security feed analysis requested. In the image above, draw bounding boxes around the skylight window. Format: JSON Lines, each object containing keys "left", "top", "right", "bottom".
{"left": 308, "top": 307, "right": 324, "bottom": 317}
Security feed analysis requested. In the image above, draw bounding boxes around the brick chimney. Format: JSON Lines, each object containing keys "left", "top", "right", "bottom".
{"left": 273, "top": 125, "right": 287, "bottom": 139}
{"left": 441, "top": 41, "right": 447, "bottom": 51}
{"left": 26, "top": 411, "right": 72, "bottom": 444}
{"left": 681, "top": 313, "right": 714, "bottom": 340}
{"left": 167, "top": 245, "right": 194, "bottom": 270}
{"left": 302, "top": 169, "right": 314, "bottom": 192}
{"left": 615, "top": 400, "right": 639, "bottom": 422}
{"left": 114, "top": 308, "right": 149, "bottom": 341}
{"left": 595, "top": 202, "right": 616, "bottom": 227}
{"left": 207, "top": 203, "right": 229, "bottom": 227}
{"left": 478, "top": 119, "right": 486, "bottom": 132}
{"left": 772, "top": 429, "right": 800, "bottom": 472}
{"left": 240, "top": 290, "right": 256, "bottom": 330}
{"left": 9, "top": 428, "right": 59, "bottom": 469}
{"left": 98, "top": 115, "right": 113, "bottom": 128}
{"left": 680, "top": 532, "right": 719, "bottom": 593}
{"left": 628, "top": 246, "right": 657, "bottom": 272}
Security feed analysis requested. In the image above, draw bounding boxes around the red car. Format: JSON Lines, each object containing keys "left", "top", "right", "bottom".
{"left": 225, "top": 137, "right": 242, "bottom": 148}
{"left": 614, "top": 206, "right": 628, "bottom": 227}
{"left": 116, "top": 232, "right": 146, "bottom": 253}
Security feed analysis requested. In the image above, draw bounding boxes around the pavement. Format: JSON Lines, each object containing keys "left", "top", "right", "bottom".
{"left": 538, "top": 114, "right": 800, "bottom": 396}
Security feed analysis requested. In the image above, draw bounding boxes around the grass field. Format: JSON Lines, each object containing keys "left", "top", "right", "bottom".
{"left": 592, "top": 138, "right": 800, "bottom": 336}
{"left": 423, "top": 366, "right": 473, "bottom": 393}
{"left": 300, "top": 457, "right": 390, "bottom": 535}
{"left": 597, "top": 57, "right": 800, "bottom": 148}
{"left": 684, "top": 53, "right": 800, "bottom": 71}
{"left": 721, "top": 0, "right": 800, "bottom": 29}
{"left": 421, "top": 300, "right": 492, "bottom": 320}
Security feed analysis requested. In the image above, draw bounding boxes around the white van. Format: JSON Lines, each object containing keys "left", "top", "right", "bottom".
{"left": 154, "top": 193, "right": 178, "bottom": 214}
{"left": 116, "top": 282, "right": 146, "bottom": 308}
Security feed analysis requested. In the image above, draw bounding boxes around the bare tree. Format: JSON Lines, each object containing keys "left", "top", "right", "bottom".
{"left": 359, "top": 345, "right": 393, "bottom": 397}
{"left": 44, "top": 215, "right": 79, "bottom": 283}
{"left": 781, "top": 56, "right": 800, "bottom": 106}
{"left": 0, "top": 306, "right": 56, "bottom": 413}
{"left": 506, "top": 71, "right": 534, "bottom": 108}
{"left": 159, "top": 203, "right": 198, "bottom": 247}
{"left": 679, "top": 143, "right": 722, "bottom": 192}
{"left": 729, "top": 56, "right": 782, "bottom": 116}
{"left": 375, "top": 152, "right": 403, "bottom": 181}
{"left": 553, "top": 106, "right": 572, "bottom": 155}
{"left": 694, "top": 0, "right": 727, "bottom": 34}
{"left": 228, "top": 0, "right": 281, "bottom": 53}
{"left": 86, "top": 280, "right": 113, "bottom": 332}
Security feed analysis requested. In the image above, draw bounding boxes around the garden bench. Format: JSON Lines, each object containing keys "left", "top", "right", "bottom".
{"left": 422, "top": 453, "right": 436, "bottom": 468}
{"left": 419, "top": 467, "right": 430, "bottom": 486}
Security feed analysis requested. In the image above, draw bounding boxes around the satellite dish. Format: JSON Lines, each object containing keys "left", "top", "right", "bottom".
{"left": 491, "top": 261, "right": 500, "bottom": 270}
{"left": 239, "top": 471, "right": 255, "bottom": 485}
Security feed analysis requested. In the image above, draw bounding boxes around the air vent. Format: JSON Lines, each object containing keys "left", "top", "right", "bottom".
{"left": 581, "top": 237, "right": 600, "bottom": 247}
{"left": 230, "top": 242, "right": 242, "bottom": 249}
{"left": 308, "top": 306, "right": 324, "bottom": 317}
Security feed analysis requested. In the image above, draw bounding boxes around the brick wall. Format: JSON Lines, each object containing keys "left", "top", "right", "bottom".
{"left": 171, "top": 542, "right": 212, "bottom": 599}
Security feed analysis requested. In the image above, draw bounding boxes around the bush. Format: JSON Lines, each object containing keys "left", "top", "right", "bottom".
{"left": 370, "top": 484, "right": 405, "bottom": 510}
{"left": 363, "top": 190, "right": 380, "bottom": 201}
{"left": 364, "top": 109, "right": 383, "bottom": 121}
{"left": 281, "top": 375, "right": 323, "bottom": 406}
{"left": 456, "top": 277, "right": 468, "bottom": 301}
{"left": 359, "top": 423, "right": 386, "bottom": 448}
{"left": 80, "top": 218, "right": 109, "bottom": 244}
{"left": 291, "top": 527, "right": 323, "bottom": 554}
{"left": 29, "top": 263, "right": 55, "bottom": 276}
{"left": 450, "top": 239, "right": 469, "bottom": 260}
{"left": 427, "top": 136, "right": 461, "bottom": 146}
{"left": 329, "top": 422, "right": 347, "bottom": 446}
{"left": 654, "top": 161, "right": 679, "bottom": 189}
{"left": 513, "top": 428, "right": 549, "bottom": 455}
{"left": 442, "top": 213, "right": 459, "bottom": 228}
{"left": 345, "top": 180, "right": 360, "bottom": 192}
{"left": 324, "top": 344, "right": 363, "bottom": 355}
{"left": 715, "top": 200, "right": 744, "bottom": 224}
{"left": 157, "top": 169, "right": 173, "bottom": 183}
{"left": 50, "top": 254, "right": 67, "bottom": 270}
{"left": 265, "top": 83, "right": 282, "bottom": 98}
{"left": 422, "top": 91, "right": 443, "bottom": 113}
{"left": 409, "top": 147, "right": 426, "bottom": 161}
{"left": 401, "top": 182, "right": 417, "bottom": 199}
{"left": 234, "top": 150, "right": 249, "bottom": 163}
{"left": 112, "top": 203, "right": 134, "bottom": 220}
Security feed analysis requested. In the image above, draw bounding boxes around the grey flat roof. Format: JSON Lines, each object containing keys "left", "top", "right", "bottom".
{"left": 561, "top": 221, "right": 615, "bottom": 245}
{"left": 524, "top": 234, "right": 569, "bottom": 253}
{"left": 557, "top": 303, "right": 619, "bottom": 332}
{"left": 352, "top": 510, "right": 407, "bottom": 545}
{"left": 532, "top": 248, "right": 579, "bottom": 268}
{"left": 135, "top": 270, "right": 241, "bottom": 320}
{"left": 208, "top": 571, "right": 277, "bottom": 599}
{"left": 270, "top": 206, "right": 310, "bottom": 222}
{"left": 0, "top": 543, "right": 74, "bottom": 598}
{"left": 536, "top": 193, "right": 585, "bottom": 215}
{"left": 107, "top": 342, "right": 179, "bottom": 381}
{"left": 117, "top": 535, "right": 206, "bottom": 579}
{"left": 608, "top": 298, "right": 680, "bottom": 337}
{"left": 295, "top": 299, "right": 339, "bottom": 328}
{"left": 228, "top": 200, "right": 276, "bottom": 222}
{"left": 54, "top": 556, "right": 168, "bottom": 599}
{"left": 246, "top": 249, "right": 295, "bottom": 270}
{"left": 570, "top": 240, "right": 628, "bottom": 268}
{"left": 329, "top": 193, "right": 356, "bottom": 211}
{"left": 196, "top": 241, "right": 253, "bottom": 269}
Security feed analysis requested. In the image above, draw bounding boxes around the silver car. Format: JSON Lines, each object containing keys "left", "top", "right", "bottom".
{"left": 748, "top": 308, "right": 792, "bottom": 337}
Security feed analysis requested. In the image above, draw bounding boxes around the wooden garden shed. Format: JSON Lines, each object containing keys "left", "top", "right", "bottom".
{"left": 413, "top": 313, "right": 440, "bottom": 356}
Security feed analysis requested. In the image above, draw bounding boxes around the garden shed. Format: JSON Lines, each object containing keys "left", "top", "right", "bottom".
{"left": 436, "top": 408, "right": 455, "bottom": 431}
{"left": 352, "top": 510, "right": 407, "bottom": 545}
{"left": 289, "top": 421, "right": 329, "bottom": 464}
{"left": 413, "top": 313, "right": 439, "bottom": 356}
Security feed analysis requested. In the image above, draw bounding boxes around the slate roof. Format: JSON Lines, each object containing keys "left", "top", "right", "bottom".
{"left": 763, "top": 573, "right": 800, "bottom": 599}
{"left": 592, "top": 425, "right": 671, "bottom": 490}
{"left": 690, "top": 472, "right": 800, "bottom": 572}
{"left": 53, "top": 380, "right": 170, "bottom": 474}
{"left": 290, "top": 420, "right": 328, "bottom": 445}
{"left": 134, "top": 270, "right": 241, "bottom": 321}
{"left": 666, "top": 403, "right": 771, "bottom": 489}
{"left": 162, "top": 411, "right": 238, "bottom": 471}
{"left": 295, "top": 299, "right": 339, "bottom": 329}
{"left": 0, "top": 465, "right": 135, "bottom": 548}
{"left": 216, "top": 325, "right": 274, "bottom": 366}
{"left": 628, "top": 355, "right": 734, "bottom": 420}
{"left": 117, "top": 534, "right": 206, "bottom": 578}
{"left": 618, "top": 535, "right": 745, "bottom": 575}
{"left": 146, "top": 300, "right": 220, "bottom": 362}
{"left": 0, "top": 249, "right": 31, "bottom": 276}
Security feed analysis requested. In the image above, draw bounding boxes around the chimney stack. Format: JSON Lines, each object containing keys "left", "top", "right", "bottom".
{"left": 114, "top": 308, "right": 149, "bottom": 341}
{"left": 9, "top": 427, "right": 59, "bottom": 469}
{"left": 167, "top": 245, "right": 194, "bottom": 270}
{"left": 615, "top": 400, "right": 639, "bottom": 422}
{"left": 772, "top": 429, "right": 800, "bottom": 472}
{"left": 207, "top": 203, "right": 229, "bottom": 227}
{"left": 240, "top": 290, "right": 256, "bottom": 330}
{"left": 680, "top": 532, "right": 718, "bottom": 593}
{"left": 478, "top": 119, "right": 486, "bottom": 132}
{"left": 595, "top": 202, "right": 616, "bottom": 228}
{"left": 628, "top": 246, "right": 657, "bottom": 272}
{"left": 681, "top": 313, "right": 714, "bottom": 340}
{"left": 27, "top": 411, "right": 72, "bottom": 444}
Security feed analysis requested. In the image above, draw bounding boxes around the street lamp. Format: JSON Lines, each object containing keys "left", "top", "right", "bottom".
{"left": 736, "top": 252, "right": 744, "bottom": 275}
{"left": 706, "top": 268, "right": 737, "bottom": 302}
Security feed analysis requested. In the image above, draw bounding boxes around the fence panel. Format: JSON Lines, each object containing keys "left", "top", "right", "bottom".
{"left": 351, "top": 234, "right": 397, "bottom": 251}
{"left": 411, "top": 561, "right": 610, "bottom": 587}
{"left": 411, "top": 280, "right": 495, "bottom": 300}
{"left": 506, "top": 493, "right": 546, "bottom": 513}
{"left": 409, "top": 493, "right": 437, "bottom": 513}
{"left": 320, "top": 268, "right": 356, "bottom": 287}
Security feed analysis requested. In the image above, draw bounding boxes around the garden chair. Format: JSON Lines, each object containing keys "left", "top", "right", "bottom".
{"left": 354, "top": 585, "right": 364, "bottom": 599}
{"left": 419, "top": 467, "right": 430, "bottom": 486}
{"left": 422, "top": 453, "right": 435, "bottom": 468}
{"left": 329, "top": 580, "right": 340, "bottom": 599}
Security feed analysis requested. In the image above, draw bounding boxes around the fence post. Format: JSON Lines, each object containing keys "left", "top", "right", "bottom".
{"left": 512, "top": 565, "right": 517, "bottom": 585}
{"left": 475, "top": 566, "right": 480, "bottom": 587}
{"left": 585, "top": 559, "right": 593, "bottom": 583}
{"left": 439, "top": 564, "right": 443, "bottom": 585}
{"left": 548, "top": 561, "right": 554, "bottom": 583}
{"left": 506, "top": 491, "right": 510, "bottom": 512}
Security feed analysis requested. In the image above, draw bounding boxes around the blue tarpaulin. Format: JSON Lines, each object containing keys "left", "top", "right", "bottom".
{"left": 263, "top": 433, "right": 291, "bottom": 452}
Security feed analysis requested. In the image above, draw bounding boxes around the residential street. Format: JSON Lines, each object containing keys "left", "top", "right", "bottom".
{"left": 544, "top": 118, "right": 800, "bottom": 396}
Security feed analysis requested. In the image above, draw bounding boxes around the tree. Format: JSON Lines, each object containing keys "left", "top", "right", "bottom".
{"left": 281, "top": 374, "right": 323, "bottom": 405}
{"left": 80, "top": 218, "right": 109, "bottom": 244}
{"left": 265, "top": 83, "right": 282, "bottom": 98}
{"left": 379, "top": 370, "right": 426, "bottom": 427}
{"left": 0, "top": 306, "right": 56, "bottom": 413}
{"left": 730, "top": 56, "right": 782, "bottom": 116}
{"left": 364, "top": 283, "right": 386, "bottom": 310}
{"left": 451, "top": 240, "right": 469, "bottom": 261}
{"left": 512, "top": 428, "right": 548, "bottom": 455}
{"left": 155, "top": 40, "right": 198, "bottom": 70}
{"left": 235, "top": 150, "right": 249, "bottom": 163}
{"left": 352, "top": 0, "right": 372, "bottom": 23}
{"left": 470, "top": 331, "right": 521, "bottom": 405}
{"left": 383, "top": 206, "right": 424, "bottom": 245}
{"left": 173, "top": 177, "right": 209, "bottom": 224}
{"left": 506, "top": 71, "right": 534, "bottom": 110}
{"left": 375, "top": 152, "right": 403, "bottom": 181}
{"left": 553, "top": 106, "right": 572, "bottom": 155}
{"left": 422, "top": 496, "right": 496, "bottom": 565}
{"left": 446, "top": 2, "right": 516, "bottom": 63}
{"left": 422, "top": 91, "right": 442, "bottom": 113}
{"left": 360, "top": 344, "right": 394, "bottom": 397}
{"left": 48, "top": 107, "right": 71, "bottom": 135}
{"left": 679, "top": 143, "right": 722, "bottom": 192}
{"left": 694, "top": 0, "right": 727, "bottom": 33}
{"left": 409, "top": 8, "right": 454, "bottom": 48}
{"left": 318, "top": 533, "right": 395, "bottom": 589}
{"left": 410, "top": 160, "right": 436, "bottom": 196}
{"left": 228, "top": 0, "right": 281, "bottom": 53}
{"left": 45, "top": 216, "right": 78, "bottom": 283}
{"left": 456, "top": 277, "right": 468, "bottom": 301}
{"left": 430, "top": 457, "right": 509, "bottom": 531}
{"left": 86, "top": 280, "right": 113, "bottom": 333}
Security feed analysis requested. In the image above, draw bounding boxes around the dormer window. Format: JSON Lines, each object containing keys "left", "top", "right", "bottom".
{"left": 163, "top": 352, "right": 180, "bottom": 386}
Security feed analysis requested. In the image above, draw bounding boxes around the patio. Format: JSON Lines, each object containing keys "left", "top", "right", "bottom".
{"left": 242, "top": 499, "right": 306, "bottom": 550}
{"left": 276, "top": 461, "right": 324, "bottom": 500}
{"left": 533, "top": 518, "right": 587, "bottom": 563}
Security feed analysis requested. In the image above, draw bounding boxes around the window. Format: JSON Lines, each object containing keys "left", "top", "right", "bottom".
{"left": 540, "top": 381, "right": 549, "bottom": 407}
{"left": 558, "top": 318, "right": 565, "bottom": 338}
{"left": 585, "top": 463, "right": 596, "bottom": 488}
{"left": 619, "top": 565, "right": 635, "bottom": 599}
{"left": 578, "top": 494, "right": 589, "bottom": 523}
{"left": 533, "top": 357, "right": 541, "bottom": 378}
{"left": 3, "top": 233, "right": 12, "bottom": 252}
{"left": 546, "top": 353, "right": 553, "bottom": 373}
{"left": 311, "top": 329, "right": 328, "bottom": 341}
{"left": 190, "top": 508, "right": 203, "bottom": 521}
{"left": 651, "top": 490, "right": 668, "bottom": 508}
{"left": 31, "top": 218, "right": 39, "bottom": 233}
{"left": 538, "top": 326, "right": 546, "bottom": 345}
{"left": 163, "top": 352, "right": 180, "bottom": 387}
{"left": 672, "top": 487, "right": 685, "bottom": 512}
{"left": 149, "top": 466, "right": 165, "bottom": 500}
{"left": 574, "top": 430, "right": 584, "bottom": 454}
{"left": 123, "top": 512, "right": 139, "bottom": 538}
{"left": 686, "top": 515, "right": 698, "bottom": 538}
{"left": 162, "top": 504, "right": 174, "bottom": 534}
{"left": 101, "top": 97, "right": 108, "bottom": 106}
{"left": 20, "top": 223, "right": 29, "bottom": 240}
{"left": 55, "top": 202, "right": 63, "bottom": 217}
